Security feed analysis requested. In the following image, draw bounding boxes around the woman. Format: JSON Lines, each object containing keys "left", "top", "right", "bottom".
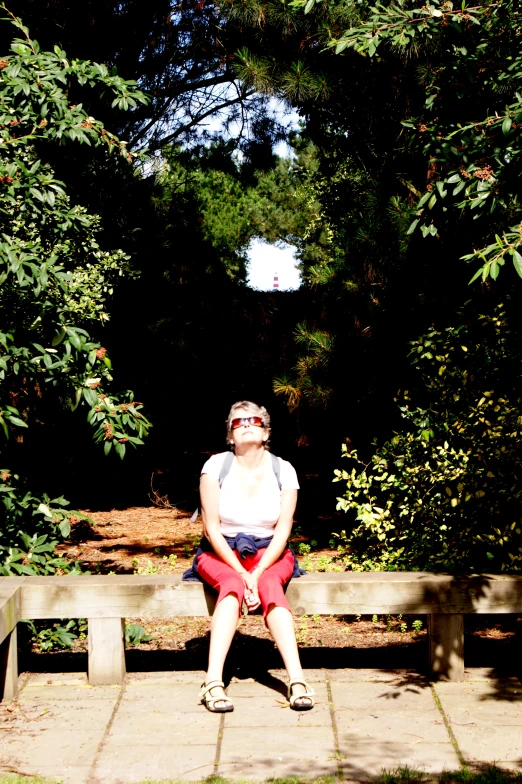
{"left": 193, "top": 400, "right": 314, "bottom": 713}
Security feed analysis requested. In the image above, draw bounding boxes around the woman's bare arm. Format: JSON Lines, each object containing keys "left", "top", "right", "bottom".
{"left": 250, "top": 489, "right": 298, "bottom": 576}
{"left": 200, "top": 473, "right": 249, "bottom": 575}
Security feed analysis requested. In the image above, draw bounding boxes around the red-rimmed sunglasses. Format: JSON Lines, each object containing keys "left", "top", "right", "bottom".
{"left": 230, "top": 416, "right": 264, "bottom": 430}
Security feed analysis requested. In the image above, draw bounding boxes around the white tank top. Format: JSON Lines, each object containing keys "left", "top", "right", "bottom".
{"left": 201, "top": 452, "right": 299, "bottom": 537}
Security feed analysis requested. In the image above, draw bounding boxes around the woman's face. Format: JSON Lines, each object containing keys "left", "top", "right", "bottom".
{"left": 228, "top": 408, "right": 267, "bottom": 450}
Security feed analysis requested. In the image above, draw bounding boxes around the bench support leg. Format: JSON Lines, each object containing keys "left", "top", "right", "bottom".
{"left": 428, "top": 614, "right": 464, "bottom": 681}
{"left": 0, "top": 627, "right": 19, "bottom": 702}
{"left": 88, "top": 618, "right": 126, "bottom": 685}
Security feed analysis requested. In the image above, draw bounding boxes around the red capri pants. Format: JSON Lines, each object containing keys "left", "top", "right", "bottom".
{"left": 197, "top": 548, "right": 294, "bottom": 618}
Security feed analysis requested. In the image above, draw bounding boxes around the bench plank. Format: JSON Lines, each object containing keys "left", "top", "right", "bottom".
{"left": 4, "top": 572, "right": 522, "bottom": 685}
{"left": 285, "top": 573, "right": 522, "bottom": 615}
{"left": 18, "top": 573, "right": 522, "bottom": 619}
{"left": 20, "top": 575, "right": 216, "bottom": 618}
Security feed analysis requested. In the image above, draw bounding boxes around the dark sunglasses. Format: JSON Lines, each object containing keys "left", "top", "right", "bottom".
{"left": 230, "top": 416, "right": 264, "bottom": 430}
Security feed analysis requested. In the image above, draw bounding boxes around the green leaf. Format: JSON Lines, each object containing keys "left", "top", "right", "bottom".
{"left": 50, "top": 496, "right": 70, "bottom": 506}
{"left": 83, "top": 388, "right": 98, "bottom": 407}
{"left": 7, "top": 415, "right": 28, "bottom": 428}
{"left": 452, "top": 181, "right": 466, "bottom": 196}
{"left": 104, "top": 440, "right": 112, "bottom": 456}
{"left": 0, "top": 416, "right": 8, "bottom": 439}
{"left": 513, "top": 249, "right": 522, "bottom": 278}
{"left": 502, "top": 117, "right": 512, "bottom": 135}
{"left": 468, "top": 267, "right": 484, "bottom": 284}
{"left": 51, "top": 327, "right": 66, "bottom": 346}
{"left": 58, "top": 519, "right": 71, "bottom": 538}
{"left": 71, "top": 388, "right": 82, "bottom": 412}
{"left": 417, "top": 191, "right": 432, "bottom": 209}
{"left": 68, "top": 331, "right": 82, "bottom": 350}
{"left": 37, "top": 503, "right": 53, "bottom": 518}
{"left": 114, "top": 441, "right": 126, "bottom": 459}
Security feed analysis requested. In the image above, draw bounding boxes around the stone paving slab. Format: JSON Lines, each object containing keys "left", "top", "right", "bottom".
{"left": 0, "top": 668, "right": 521, "bottom": 782}
{"left": 93, "top": 743, "right": 217, "bottom": 783}
{"left": 331, "top": 680, "right": 435, "bottom": 712}
{"left": 3, "top": 728, "right": 104, "bottom": 767}
{"left": 334, "top": 710, "right": 450, "bottom": 744}
{"left": 434, "top": 677, "right": 522, "bottom": 770}
{"left": 17, "top": 697, "right": 116, "bottom": 731}
{"left": 120, "top": 681, "right": 214, "bottom": 712}
{"left": 225, "top": 694, "right": 331, "bottom": 727}
{"left": 19, "top": 674, "right": 122, "bottom": 701}
{"left": 332, "top": 680, "right": 460, "bottom": 780}
{"left": 340, "top": 741, "right": 461, "bottom": 781}
{"left": 107, "top": 710, "right": 222, "bottom": 744}
{"left": 327, "top": 669, "right": 427, "bottom": 683}
{"left": 225, "top": 679, "right": 330, "bottom": 727}
{"left": 218, "top": 725, "right": 340, "bottom": 780}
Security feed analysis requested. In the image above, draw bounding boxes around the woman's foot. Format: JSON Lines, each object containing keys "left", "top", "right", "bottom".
{"left": 199, "top": 680, "right": 234, "bottom": 713}
{"left": 288, "top": 678, "right": 315, "bottom": 711}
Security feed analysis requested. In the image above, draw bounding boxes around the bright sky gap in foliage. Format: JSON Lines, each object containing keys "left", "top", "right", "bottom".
{"left": 202, "top": 97, "right": 302, "bottom": 291}
{"left": 247, "top": 239, "right": 302, "bottom": 291}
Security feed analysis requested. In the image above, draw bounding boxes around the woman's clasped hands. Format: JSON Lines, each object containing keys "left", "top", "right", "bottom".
{"left": 242, "top": 568, "right": 261, "bottom": 611}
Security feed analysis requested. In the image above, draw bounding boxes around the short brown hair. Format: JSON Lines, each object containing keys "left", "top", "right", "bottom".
{"left": 226, "top": 400, "right": 271, "bottom": 449}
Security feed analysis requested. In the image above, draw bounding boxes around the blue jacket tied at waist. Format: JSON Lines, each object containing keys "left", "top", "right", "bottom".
{"left": 182, "top": 533, "right": 304, "bottom": 582}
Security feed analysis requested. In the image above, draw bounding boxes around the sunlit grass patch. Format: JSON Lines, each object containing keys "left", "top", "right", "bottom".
{"left": 377, "top": 765, "right": 522, "bottom": 784}
{"left": 0, "top": 776, "right": 61, "bottom": 784}
{"left": 2, "top": 770, "right": 521, "bottom": 784}
{"left": 137, "top": 778, "right": 340, "bottom": 784}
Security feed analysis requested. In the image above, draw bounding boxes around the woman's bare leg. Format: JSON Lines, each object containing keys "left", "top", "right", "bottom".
{"left": 265, "top": 606, "right": 310, "bottom": 705}
{"left": 205, "top": 594, "right": 240, "bottom": 708}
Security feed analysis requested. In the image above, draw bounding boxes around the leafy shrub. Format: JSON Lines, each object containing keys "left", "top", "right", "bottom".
{"left": 125, "top": 623, "right": 153, "bottom": 646}
{"left": 334, "top": 305, "right": 522, "bottom": 572}
{"left": 0, "top": 13, "right": 150, "bottom": 574}
{"left": 24, "top": 618, "right": 87, "bottom": 651}
{"left": 0, "top": 470, "right": 93, "bottom": 573}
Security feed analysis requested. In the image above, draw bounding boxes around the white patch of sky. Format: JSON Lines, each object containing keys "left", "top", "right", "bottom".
{"left": 203, "top": 96, "right": 301, "bottom": 148}
{"left": 247, "top": 239, "right": 301, "bottom": 291}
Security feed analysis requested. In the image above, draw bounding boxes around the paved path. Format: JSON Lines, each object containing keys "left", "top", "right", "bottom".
{"left": 1, "top": 668, "right": 521, "bottom": 783}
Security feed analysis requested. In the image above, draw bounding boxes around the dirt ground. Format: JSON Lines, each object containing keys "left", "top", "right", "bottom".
{"left": 47, "top": 506, "right": 521, "bottom": 668}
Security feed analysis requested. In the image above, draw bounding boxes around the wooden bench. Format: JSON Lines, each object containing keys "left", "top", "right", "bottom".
{"left": 1, "top": 572, "right": 522, "bottom": 700}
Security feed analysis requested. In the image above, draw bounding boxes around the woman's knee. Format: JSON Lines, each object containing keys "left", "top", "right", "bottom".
{"left": 217, "top": 573, "right": 245, "bottom": 605}
{"left": 258, "top": 577, "right": 289, "bottom": 613}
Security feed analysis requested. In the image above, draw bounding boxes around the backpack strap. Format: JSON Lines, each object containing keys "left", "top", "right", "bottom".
{"left": 218, "top": 451, "right": 282, "bottom": 490}
{"left": 219, "top": 451, "right": 235, "bottom": 488}
{"left": 270, "top": 453, "right": 282, "bottom": 490}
